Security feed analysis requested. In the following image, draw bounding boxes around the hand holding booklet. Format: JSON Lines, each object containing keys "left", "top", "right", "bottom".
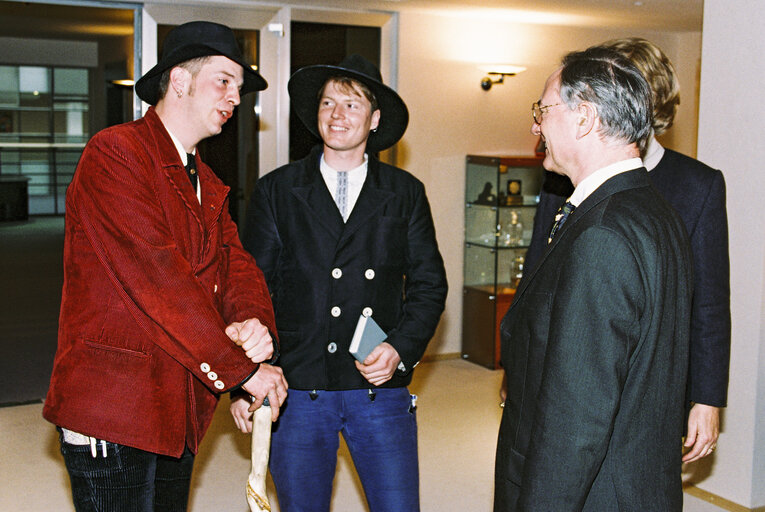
{"left": 349, "top": 314, "right": 388, "bottom": 363}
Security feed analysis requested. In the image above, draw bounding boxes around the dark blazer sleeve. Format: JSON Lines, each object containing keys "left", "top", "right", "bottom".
{"left": 520, "top": 227, "right": 644, "bottom": 510}
{"left": 388, "top": 181, "right": 448, "bottom": 371}
{"left": 242, "top": 178, "right": 282, "bottom": 291}
{"left": 686, "top": 169, "right": 730, "bottom": 407}
{"left": 650, "top": 151, "right": 731, "bottom": 408}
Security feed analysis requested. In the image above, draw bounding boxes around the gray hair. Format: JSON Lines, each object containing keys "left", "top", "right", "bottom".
{"left": 559, "top": 46, "right": 652, "bottom": 148}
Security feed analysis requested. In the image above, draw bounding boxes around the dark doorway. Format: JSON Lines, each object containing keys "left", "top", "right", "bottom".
{"left": 289, "top": 22, "right": 381, "bottom": 162}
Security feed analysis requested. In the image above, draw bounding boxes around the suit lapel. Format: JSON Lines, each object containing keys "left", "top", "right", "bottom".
{"left": 513, "top": 168, "right": 649, "bottom": 304}
{"left": 340, "top": 162, "right": 395, "bottom": 243}
{"left": 149, "top": 110, "right": 205, "bottom": 231}
{"left": 290, "top": 160, "right": 345, "bottom": 240}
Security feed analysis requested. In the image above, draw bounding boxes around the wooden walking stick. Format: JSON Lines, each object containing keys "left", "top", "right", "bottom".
{"left": 247, "top": 399, "right": 272, "bottom": 511}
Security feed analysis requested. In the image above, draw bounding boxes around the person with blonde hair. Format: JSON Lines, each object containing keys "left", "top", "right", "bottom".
{"left": 521, "top": 37, "right": 730, "bottom": 464}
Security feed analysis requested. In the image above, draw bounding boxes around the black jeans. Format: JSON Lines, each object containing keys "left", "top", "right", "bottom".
{"left": 59, "top": 431, "right": 194, "bottom": 512}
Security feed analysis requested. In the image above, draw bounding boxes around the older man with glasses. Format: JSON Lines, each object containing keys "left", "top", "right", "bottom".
{"left": 494, "top": 46, "right": 693, "bottom": 511}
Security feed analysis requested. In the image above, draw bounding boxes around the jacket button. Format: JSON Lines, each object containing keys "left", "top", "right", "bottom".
{"left": 327, "top": 342, "right": 337, "bottom": 353}
{"left": 214, "top": 284, "right": 218, "bottom": 293}
{"left": 207, "top": 371, "right": 218, "bottom": 381}
{"left": 200, "top": 363, "right": 211, "bottom": 373}
{"left": 331, "top": 306, "right": 341, "bottom": 317}
{"left": 365, "top": 269, "right": 375, "bottom": 280}
{"left": 362, "top": 307, "right": 373, "bottom": 317}
{"left": 214, "top": 380, "right": 225, "bottom": 390}
{"left": 332, "top": 268, "right": 343, "bottom": 279}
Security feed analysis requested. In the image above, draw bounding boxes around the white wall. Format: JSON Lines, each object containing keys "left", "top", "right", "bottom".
{"left": 392, "top": 9, "right": 702, "bottom": 357}
{"left": 128, "top": 1, "right": 702, "bottom": 359}
{"left": 694, "top": 0, "right": 765, "bottom": 507}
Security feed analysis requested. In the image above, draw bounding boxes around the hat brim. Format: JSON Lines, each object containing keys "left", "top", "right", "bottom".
{"left": 288, "top": 64, "right": 409, "bottom": 153}
{"left": 135, "top": 43, "right": 267, "bottom": 105}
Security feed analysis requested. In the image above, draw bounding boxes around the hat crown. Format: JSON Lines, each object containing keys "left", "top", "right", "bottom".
{"left": 335, "top": 54, "right": 384, "bottom": 84}
{"left": 161, "top": 21, "right": 243, "bottom": 61}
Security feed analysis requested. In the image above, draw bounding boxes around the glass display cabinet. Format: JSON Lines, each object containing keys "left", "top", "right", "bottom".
{"left": 461, "top": 154, "right": 544, "bottom": 369}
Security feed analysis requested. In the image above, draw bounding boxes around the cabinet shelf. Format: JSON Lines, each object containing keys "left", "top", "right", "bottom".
{"left": 461, "top": 154, "right": 544, "bottom": 369}
{"left": 466, "top": 200, "right": 539, "bottom": 208}
{"left": 465, "top": 241, "right": 530, "bottom": 250}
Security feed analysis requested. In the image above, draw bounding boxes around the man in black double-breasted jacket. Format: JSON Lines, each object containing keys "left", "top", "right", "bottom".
{"left": 234, "top": 55, "right": 447, "bottom": 512}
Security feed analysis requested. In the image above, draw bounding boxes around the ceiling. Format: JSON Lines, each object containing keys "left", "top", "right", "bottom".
{"left": 299, "top": 0, "right": 703, "bottom": 31}
{"left": 0, "top": 0, "right": 703, "bottom": 40}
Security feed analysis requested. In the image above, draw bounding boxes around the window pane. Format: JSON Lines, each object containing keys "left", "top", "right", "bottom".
{"left": 21, "top": 150, "right": 51, "bottom": 196}
{"left": 54, "top": 106, "right": 88, "bottom": 143}
{"left": 19, "top": 110, "right": 51, "bottom": 140}
{"left": 0, "top": 66, "right": 20, "bottom": 106}
{"left": 0, "top": 149, "right": 21, "bottom": 174}
{"left": 54, "top": 68, "right": 89, "bottom": 100}
{"left": 0, "top": 111, "right": 19, "bottom": 141}
{"left": 19, "top": 67, "right": 51, "bottom": 108}
{"left": 55, "top": 149, "right": 80, "bottom": 188}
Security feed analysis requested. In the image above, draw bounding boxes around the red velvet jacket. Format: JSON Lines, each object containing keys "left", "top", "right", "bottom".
{"left": 43, "top": 107, "right": 276, "bottom": 457}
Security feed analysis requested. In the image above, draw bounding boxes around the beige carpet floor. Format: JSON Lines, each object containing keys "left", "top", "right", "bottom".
{"left": 0, "top": 358, "right": 726, "bottom": 511}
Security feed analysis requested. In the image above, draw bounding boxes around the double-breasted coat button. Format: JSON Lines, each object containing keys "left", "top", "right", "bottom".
{"left": 332, "top": 268, "right": 343, "bottom": 279}
{"left": 362, "top": 307, "right": 373, "bottom": 317}
{"left": 327, "top": 342, "right": 337, "bottom": 353}
{"left": 364, "top": 269, "right": 375, "bottom": 280}
{"left": 331, "top": 306, "right": 341, "bottom": 317}
{"left": 214, "top": 380, "right": 225, "bottom": 390}
{"left": 207, "top": 371, "right": 218, "bottom": 381}
{"left": 200, "top": 363, "right": 211, "bottom": 373}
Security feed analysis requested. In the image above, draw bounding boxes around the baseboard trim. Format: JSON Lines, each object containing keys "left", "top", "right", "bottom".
{"left": 421, "top": 352, "right": 461, "bottom": 363}
{"left": 684, "top": 483, "right": 765, "bottom": 512}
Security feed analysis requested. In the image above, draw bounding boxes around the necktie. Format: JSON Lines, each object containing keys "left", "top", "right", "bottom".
{"left": 548, "top": 201, "right": 575, "bottom": 243}
{"left": 185, "top": 153, "right": 198, "bottom": 191}
{"left": 336, "top": 171, "right": 348, "bottom": 221}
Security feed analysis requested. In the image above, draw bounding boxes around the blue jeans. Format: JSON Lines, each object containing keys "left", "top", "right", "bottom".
{"left": 58, "top": 430, "right": 194, "bottom": 512}
{"left": 270, "top": 388, "right": 419, "bottom": 512}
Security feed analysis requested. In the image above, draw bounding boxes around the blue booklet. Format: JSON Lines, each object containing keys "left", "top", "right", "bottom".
{"left": 349, "top": 314, "right": 388, "bottom": 363}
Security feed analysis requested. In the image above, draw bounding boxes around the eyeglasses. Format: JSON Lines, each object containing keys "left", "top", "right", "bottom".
{"left": 532, "top": 101, "right": 562, "bottom": 124}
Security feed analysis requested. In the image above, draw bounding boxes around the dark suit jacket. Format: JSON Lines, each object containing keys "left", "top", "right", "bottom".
{"left": 242, "top": 146, "right": 447, "bottom": 390}
{"left": 494, "top": 169, "right": 693, "bottom": 511}
{"left": 525, "top": 149, "right": 730, "bottom": 407}
{"left": 43, "top": 107, "right": 276, "bottom": 457}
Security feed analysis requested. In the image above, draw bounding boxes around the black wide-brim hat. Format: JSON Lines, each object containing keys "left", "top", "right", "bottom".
{"left": 135, "top": 21, "right": 267, "bottom": 105}
{"left": 288, "top": 54, "right": 409, "bottom": 153}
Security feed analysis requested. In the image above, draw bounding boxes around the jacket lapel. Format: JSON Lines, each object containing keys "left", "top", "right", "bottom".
{"left": 198, "top": 161, "right": 229, "bottom": 233}
{"left": 290, "top": 156, "right": 345, "bottom": 240}
{"left": 513, "top": 168, "right": 649, "bottom": 304}
{"left": 340, "top": 160, "right": 395, "bottom": 243}
{"left": 148, "top": 110, "right": 205, "bottom": 231}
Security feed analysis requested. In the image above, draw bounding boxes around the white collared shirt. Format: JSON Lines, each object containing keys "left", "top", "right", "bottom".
{"left": 642, "top": 135, "right": 665, "bottom": 172}
{"left": 568, "top": 157, "right": 644, "bottom": 207}
{"left": 166, "top": 130, "right": 201, "bottom": 204}
{"left": 320, "top": 153, "right": 368, "bottom": 223}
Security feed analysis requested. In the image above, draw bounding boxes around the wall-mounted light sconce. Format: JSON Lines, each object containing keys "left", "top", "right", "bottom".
{"left": 110, "top": 79, "right": 135, "bottom": 87}
{"left": 480, "top": 65, "right": 526, "bottom": 91}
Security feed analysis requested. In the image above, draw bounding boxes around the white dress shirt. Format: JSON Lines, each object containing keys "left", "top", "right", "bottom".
{"left": 320, "top": 153, "right": 368, "bottom": 222}
{"left": 569, "top": 157, "right": 644, "bottom": 207}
